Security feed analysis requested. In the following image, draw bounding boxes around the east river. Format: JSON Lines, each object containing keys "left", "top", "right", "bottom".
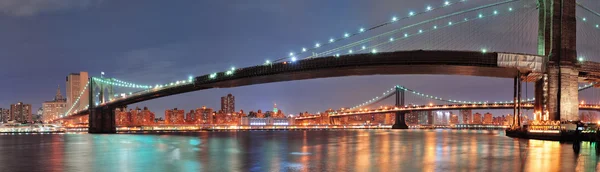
{"left": 0, "top": 130, "right": 599, "bottom": 172}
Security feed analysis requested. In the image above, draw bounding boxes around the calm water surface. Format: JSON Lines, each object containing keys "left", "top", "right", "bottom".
{"left": 0, "top": 130, "right": 598, "bottom": 172}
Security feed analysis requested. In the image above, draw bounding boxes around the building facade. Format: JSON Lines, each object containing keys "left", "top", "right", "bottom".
{"left": 42, "top": 86, "right": 67, "bottom": 122}
{"left": 460, "top": 109, "right": 472, "bottom": 124}
{"left": 483, "top": 112, "right": 493, "bottom": 124}
{"left": 220, "top": 94, "right": 235, "bottom": 114}
{"left": 10, "top": 102, "right": 32, "bottom": 123}
{"left": 0, "top": 108, "right": 9, "bottom": 123}
{"left": 165, "top": 108, "right": 185, "bottom": 124}
{"left": 473, "top": 113, "right": 482, "bottom": 124}
{"left": 66, "top": 72, "right": 89, "bottom": 113}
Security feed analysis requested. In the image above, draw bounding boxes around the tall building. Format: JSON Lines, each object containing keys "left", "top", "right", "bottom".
{"left": 483, "top": 112, "right": 493, "bottom": 124}
{"left": 66, "top": 72, "right": 89, "bottom": 113}
{"left": 473, "top": 113, "right": 482, "bottom": 124}
{"left": 0, "top": 108, "right": 9, "bottom": 123}
{"left": 10, "top": 102, "right": 32, "bottom": 123}
{"left": 460, "top": 110, "right": 472, "bottom": 124}
{"left": 42, "top": 86, "right": 67, "bottom": 122}
{"left": 220, "top": 94, "right": 235, "bottom": 114}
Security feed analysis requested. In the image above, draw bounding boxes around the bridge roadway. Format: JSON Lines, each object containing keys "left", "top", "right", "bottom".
{"left": 62, "top": 50, "right": 545, "bottom": 119}
{"left": 61, "top": 50, "right": 600, "bottom": 122}
{"left": 294, "top": 103, "right": 600, "bottom": 120}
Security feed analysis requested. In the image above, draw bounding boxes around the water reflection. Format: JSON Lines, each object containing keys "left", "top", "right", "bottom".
{"left": 2, "top": 130, "right": 600, "bottom": 171}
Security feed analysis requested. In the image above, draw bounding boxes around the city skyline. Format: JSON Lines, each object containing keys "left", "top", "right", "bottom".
{"left": 1, "top": 0, "right": 599, "bottom": 118}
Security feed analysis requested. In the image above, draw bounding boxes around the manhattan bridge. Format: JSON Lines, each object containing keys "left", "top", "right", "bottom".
{"left": 51, "top": 0, "right": 600, "bottom": 133}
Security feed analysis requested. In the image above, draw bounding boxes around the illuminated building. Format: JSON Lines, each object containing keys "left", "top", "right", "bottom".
{"left": 450, "top": 113, "right": 459, "bottom": 125}
{"left": 165, "top": 108, "right": 185, "bottom": 124}
{"left": 460, "top": 109, "right": 472, "bottom": 124}
{"left": 220, "top": 94, "right": 235, "bottom": 114}
{"left": 434, "top": 111, "right": 449, "bottom": 125}
{"left": 483, "top": 112, "right": 493, "bottom": 124}
{"left": 406, "top": 113, "right": 419, "bottom": 125}
{"left": 417, "top": 111, "right": 433, "bottom": 125}
{"left": 186, "top": 110, "right": 196, "bottom": 124}
{"left": 241, "top": 117, "right": 294, "bottom": 126}
{"left": 141, "top": 107, "right": 155, "bottom": 125}
{"left": 256, "top": 110, "right": 265, "bottom": 118}
{"left": 195, "top": 107, "right": 213, "bottom": 124}
{"left": 10, "top": 102, "right": 32, "bottom": 123}
{"left": 473, "top": 113, "right": 482, "bottom": 124}
{"left": 66, "top": 72, "right": 89, "bottom": 113}
{"left": 0, "top": 108, "right": 9, "bottom": 123}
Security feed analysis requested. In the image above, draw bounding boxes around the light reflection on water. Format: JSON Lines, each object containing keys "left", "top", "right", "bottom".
{"left": 0, "top": 130, "right": 599, "bottom": 171}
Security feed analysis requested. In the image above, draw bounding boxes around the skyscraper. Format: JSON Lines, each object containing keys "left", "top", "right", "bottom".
{"left": 66, "top": 72, "right": 89, "bottom": 113}
{"left": 221, "top": 94, "right": 235, "bottom": 114}
{"left": 10, "top": 102, "right": 32, "bottom": 123}
{"left": 43, "top": 86, "right": 67, "bottom": 122}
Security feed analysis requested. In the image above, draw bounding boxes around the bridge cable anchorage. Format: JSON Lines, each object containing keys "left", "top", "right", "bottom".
{"left": 312, "top": 0, "right": 524, "bottom": 58}
{"left": 272, "top": 0, "right": 475, "bottom": 63}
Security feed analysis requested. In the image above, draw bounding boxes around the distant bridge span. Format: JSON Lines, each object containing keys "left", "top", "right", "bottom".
{"left": 294, "top": 103, "right": 600, "bottom": 120}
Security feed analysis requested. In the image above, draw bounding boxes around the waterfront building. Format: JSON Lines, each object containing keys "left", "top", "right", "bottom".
{"left": 0, "top": 108, "right": 9, "bottom": 123}
{"left": 473, "top": 113, "right": 482, "bottom": 124}
{"left": 42, "top": 86, "right": 67, "bottom": 122}
{"left": 483, "top": 112, "right": 493, "bottom": 124}
{"left": 10, "top": 102, "right": 32, "bottom": 123}
{"left": 460, "top": 109, "right": 472, "bottom": 124}
{"left": 241, "top": 117, "right": 294, "bottom": 126}
{"left": 450, "top": 113, "right": 459, "bottom": 125}
{"left": 66, "top": 72, "right": 89, "bottom": 112}
{"left": 165, "top": 108, "right": 185, "bottom": 124}
{"left": 221, "top": 94, "right": 235, "bottom": 114}
{"left": 141, "top": 107, "right": 155, "bottom": 125}
{"left": 406, "top": 113, "right": 419, "bottom": 125}
{"left": 195, "top": 106, "right": 213, "bottom": 124}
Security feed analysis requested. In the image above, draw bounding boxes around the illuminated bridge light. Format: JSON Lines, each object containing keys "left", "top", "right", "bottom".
{"left": 409, "top": 11, "right": 415, "bottom": 16}
{"left": 265, "top": 60, "right": 271, "bottom": 65}
{"left": 583, "top": 18, "right": 587, "bottom": 22}
{"left": 448, "top": 21, "right": 453, "bottom": 25}
{"left": 329, "top": 38, "right": 335, "bottom": 43}
{"left": 426, "top": 6, "right": 432, "bottom": 11}
{"left": 291, "top": 57, "right": 297, "bottom": 62}
{"left": 315, "top": 43, "right": 320, "bottom": 48}
{"left": 371, "top": 49, "right": 377, "bottom": 54}
{"left": 389, "top": 37, "right": 394, "bottom": 42}
{"left": 479, "top": 14, "right": 483, "bottom": 18}
{"left": 433, "top": 25, "right": 437, "bottom": 29}
{"left": 444, "top": 1, "right": 450, "bottom": 6}
{"left": 404, "top": 33, "right": 408, "bottom": 37}
{"left": 361, "top": 46, "right": 366, "bottom": 50}
{"left": 348, "top": 49, "right": 353, "bottom": 54}
{"left": 392, "top": 16, "right": 397, "bottom": 22}
{"left": 359, "top": 28, "right": 365, "bottom": 32}
{"left": 493, "top": 10, "right": 498, "bottom": 15}
{"left": 302, "top": 48, "right": 306, "bottom": 52}
{"left": 509, "top": 7, "right": 513, "bottom": 11}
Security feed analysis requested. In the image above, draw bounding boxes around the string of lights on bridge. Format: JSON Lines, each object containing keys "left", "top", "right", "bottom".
{"left": 314, "top": 0, "right": 521, "bottom": 58}
{"left": 61, "top": 81, "right": 90, "bottom": 118}
{"left": 577, "top": 2, "right": 600, "bottom": 32}
{"left": 271, "top": 0, "right": 472, "bottom": 64}
{"left": 341, "top": 4, "right": 520, "bottom": 57}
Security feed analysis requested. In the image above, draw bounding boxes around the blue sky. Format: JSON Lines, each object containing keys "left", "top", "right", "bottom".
{"left": 0, "top": 0, "right": 599, "bottom": 117}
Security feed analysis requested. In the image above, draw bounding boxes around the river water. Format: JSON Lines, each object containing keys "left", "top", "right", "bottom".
{"left": 0, "top": 130, "right": 598, "bottom": 172}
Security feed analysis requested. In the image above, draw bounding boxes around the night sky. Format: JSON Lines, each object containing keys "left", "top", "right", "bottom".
{"left": 1, "top": 0, "right": 599, "bottom": 117}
